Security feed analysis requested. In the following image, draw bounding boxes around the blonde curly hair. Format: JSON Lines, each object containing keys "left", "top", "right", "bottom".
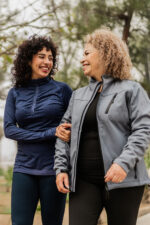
{"left": 85, "top": 28, "right": 132, "bottom": 80}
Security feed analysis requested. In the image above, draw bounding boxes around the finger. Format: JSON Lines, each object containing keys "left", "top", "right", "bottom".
{"left": 56, "top": 177, "right": 69, "bottom": 194}
{"left": 57, "top": 131, "right": 71, "bottom": 142}
{"left": 105, "top": 169, "right": 114, "bottom": 179}
{"left": 56, "top": 133, "right": 67, "bottom": 140}
{"left": 57, "top": 182, "right": 69, "bottom": 193}
{"left": 117, "top": 179, "right": 123, "bottom": 183}
{"left": 112, "top": 163, "right": 127, "bottom": 176}
{"left": 105, "top": 165, "right": 114, "bottom": 177}
{"left": 61, "top": 123, "right": 72, "bottom": 128}
{"left": 105, "top": 173, "right": 114, "bottom": 182}
{"left": 58, "top": 127, "right": 70, "bottom": 136}
{"left": 60, "top": 129, "right": 70, "bottom": 136}
{"left": 111, "top": 176, "right": 119, "bottom": 183}
{"left": 57, "top": 127, "right": 65, "bottom": 134}
{"left": 64, "top": 175, "right": 69, "bottom": 190}
{"left": 56, "top": 133, "right": 70, "bottom": 142}
{"left": 105, "top": 168, "right": 116, "bottom": 182}
{"left": 61, "top": 123, "right": 72, "bottom": 127}
{"left": 105, "top": 177, "right": 111, "bottom": 182}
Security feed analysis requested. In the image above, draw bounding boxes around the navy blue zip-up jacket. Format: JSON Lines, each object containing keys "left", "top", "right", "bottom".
{"left": 4, "top": 77, "right": 72, "bottom": 175}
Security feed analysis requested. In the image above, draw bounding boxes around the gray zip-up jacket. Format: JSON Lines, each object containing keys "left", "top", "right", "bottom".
{"left": 54, "top": 75, "right": 150, "bottom": 192}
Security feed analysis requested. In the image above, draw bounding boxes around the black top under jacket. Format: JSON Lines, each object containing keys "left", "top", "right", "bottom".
{"left": 77, "top": 92, "right": 105, "bottom": 185}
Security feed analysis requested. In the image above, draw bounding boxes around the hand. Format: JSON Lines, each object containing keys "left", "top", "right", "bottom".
{"left": 105, "top": 163, "right": 127, "bottom": 183}
{"left": 55, "top": 123, "right": 72, "bottom": 142}
{"left": 56, "top": 173, "right": 70, "bottom": 194}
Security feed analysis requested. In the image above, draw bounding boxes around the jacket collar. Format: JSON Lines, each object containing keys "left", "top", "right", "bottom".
{"left": 89, "top": 74, "right": 115, "bottom": 91}
{"left": 28, "top": 76, "right": 51, "bottom": 86}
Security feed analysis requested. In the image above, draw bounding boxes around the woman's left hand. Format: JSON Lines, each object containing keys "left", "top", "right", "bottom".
{"left": 105, "top": 163, "right": 127, "bottom": 183}
{"left": 55, "top": 123, "right": 72, "bottom": 142}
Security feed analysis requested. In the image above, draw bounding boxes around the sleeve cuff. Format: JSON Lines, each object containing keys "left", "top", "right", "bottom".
{"left": 113, "top": 159, "right": 130, "bottom": 174}
{"left": 55, "top": 168, "right": 68, "bottom": 176}
{"left": 46, "top": 127, "right": 56, "bottom": 138}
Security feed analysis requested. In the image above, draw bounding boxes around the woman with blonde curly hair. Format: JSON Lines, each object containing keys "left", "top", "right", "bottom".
{"left": 54, "top": 28, "right": 150, "bottom": 225}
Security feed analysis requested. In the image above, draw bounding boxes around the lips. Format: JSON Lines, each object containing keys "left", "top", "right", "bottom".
{"left": 40, "top": 66, "right": 50, "bottom": 73}
{"left": 40, "top": 66, "right": 49, "bottom": 69}
{"left": 82, "top": 64, "right": 90, "bottom": 71}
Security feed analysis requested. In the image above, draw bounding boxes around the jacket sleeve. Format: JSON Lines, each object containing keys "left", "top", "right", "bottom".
{"left": 54, "top": 92, "right": 74, "bottom": 175}
{"left": 4, "top": 88, "right": 56, "bottom": 142}
{"left": 114, "top": 82, "right": 150, "bottom": 173}
{"left": 62, "top": 83, "right": 72, "bottom": 111}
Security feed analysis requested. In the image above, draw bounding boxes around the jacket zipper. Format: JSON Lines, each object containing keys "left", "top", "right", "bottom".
{"left": 31, "top": 85, "right": 39, "bottom": 113}
{"left": 97, "top": 129, "right": 109, "bottom": 199}
{"left": 72, "top": 83, "right": 102, "bottom": 190}
{"left": 96, "top": 89, "right": 109, "bottom": 197}
{"left": 105, "top": 93, "right": 118, "bottom": 114}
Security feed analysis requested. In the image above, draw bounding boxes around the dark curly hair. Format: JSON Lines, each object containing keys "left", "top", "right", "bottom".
{"left": 12, "top": 35, "right": 58, "bottom": 87}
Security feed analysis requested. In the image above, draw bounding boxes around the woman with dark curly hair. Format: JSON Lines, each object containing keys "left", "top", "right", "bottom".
{"left": 54, "top": 28, "right": 150, "bottom": 225}
{"left": 4, "top": 35, "right": 72, "bottom": 225}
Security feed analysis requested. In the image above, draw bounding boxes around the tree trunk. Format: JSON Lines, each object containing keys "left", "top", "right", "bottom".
{"left": 145, "top": 52, "right": 150, "bottom": 82}
{"left": 122, "top": 8, "right": 134, "bottom": 43}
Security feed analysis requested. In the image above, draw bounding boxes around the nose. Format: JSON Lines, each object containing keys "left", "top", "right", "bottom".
{"left": 80, "top": 56, "right": 85, "bottom": 64}
{"left": 44, "top": 57, "right": 50, "bottom": 64}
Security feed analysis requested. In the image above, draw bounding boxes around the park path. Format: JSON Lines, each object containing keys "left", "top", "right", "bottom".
{"left": 137, "top": 213, "right": 150, "bottom": 225}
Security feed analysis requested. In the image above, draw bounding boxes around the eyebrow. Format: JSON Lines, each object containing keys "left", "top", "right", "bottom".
{"left": 38, "top": 53, "right": 53, "bottom": 57}
{"left": 83, "top": 50, "right": 90, "bottom": 54}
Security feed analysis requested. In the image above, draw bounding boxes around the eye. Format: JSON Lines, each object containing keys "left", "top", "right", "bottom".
{"left": 39, "top": 55, "right": 44, "bottom": 59}
{"left": 85, "top": 51, "right": 89, "bottom": 56}
{"left": 48, "top": 57, "right": 53, "bottom": 61}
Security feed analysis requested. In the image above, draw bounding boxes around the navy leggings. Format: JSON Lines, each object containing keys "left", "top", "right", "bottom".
{"left": 11, "top": 172, "right": 66, "bottom": 225}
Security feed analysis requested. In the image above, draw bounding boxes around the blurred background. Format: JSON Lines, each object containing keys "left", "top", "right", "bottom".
{"left": 0, "top": 0, "right": 150, "bottom": 224}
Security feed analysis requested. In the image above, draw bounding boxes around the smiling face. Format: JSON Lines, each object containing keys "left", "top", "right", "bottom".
{"left": 30, "top": 47, "right": 53, "bottom": 79}
{"left": 80, "top": 43, "right": 105, "bottom": 81}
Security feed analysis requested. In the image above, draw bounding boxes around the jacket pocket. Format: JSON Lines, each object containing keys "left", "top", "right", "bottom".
{"left": 105, "top": 93, "right": 118, "bottom": 114}
{"left": 134, "top": 163, "right": 137, "bottom": 179}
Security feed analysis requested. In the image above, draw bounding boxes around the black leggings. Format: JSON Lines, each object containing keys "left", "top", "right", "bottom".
{"left": 69, "top": 177, "right": 144, "bottom": 225}
{"left": 11, "top": 172, "right": 66, "bottom": 225}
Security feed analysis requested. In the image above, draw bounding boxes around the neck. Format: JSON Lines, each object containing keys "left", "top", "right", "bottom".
{"left": 91, "top": 74, "right": 102, "bottom": 82}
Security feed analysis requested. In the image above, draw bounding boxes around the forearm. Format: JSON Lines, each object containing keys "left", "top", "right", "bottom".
{"left": 54, "top": 138, "right": 70, "bottom": 175}
{"left": 4, "top": 124, "right": 56, "bottom": 142}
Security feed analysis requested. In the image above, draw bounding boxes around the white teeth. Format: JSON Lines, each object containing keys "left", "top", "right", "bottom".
{"left": 40, "top": 66, "right": 49, "bottom": 68}
{"left": 40, "top": 67, "right": 49, "bottom": 70}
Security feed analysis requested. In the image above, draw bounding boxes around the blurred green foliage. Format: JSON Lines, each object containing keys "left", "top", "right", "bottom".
{"left": 141, "top": 79, "right": 150, "bottom": 97}
{"left": 3, "top": 167, "right": 13, "bottom": 192}
{"left": 145, "top": 147, "right": 150, "bottom": 169}
{"left": 0, "top": 167, "right": 4, "bottom": 176}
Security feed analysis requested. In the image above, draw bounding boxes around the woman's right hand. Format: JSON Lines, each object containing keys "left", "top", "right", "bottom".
{"left": 56, "top": 173, "right": 70, "bottom": 193}
{"left": 55, "top": 123, "right": 72, "bottom": 142}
